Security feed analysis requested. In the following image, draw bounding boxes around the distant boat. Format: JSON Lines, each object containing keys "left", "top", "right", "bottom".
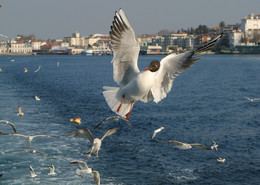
{"left": 81, "top": 49, "right": 94, "bottom": 56}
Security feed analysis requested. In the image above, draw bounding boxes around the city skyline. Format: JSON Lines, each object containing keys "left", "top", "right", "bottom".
{"left": 0, "top": 0, "right": 259, "bottom": 39}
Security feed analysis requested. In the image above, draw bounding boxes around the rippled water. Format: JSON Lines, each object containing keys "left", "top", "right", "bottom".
{"left": 0, "top": 54, "right": 259, "bottom": 185}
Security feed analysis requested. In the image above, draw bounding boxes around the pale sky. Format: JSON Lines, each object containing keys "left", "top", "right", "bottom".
{"left": 0, "top": 0, "right": 259, "bottom": 39}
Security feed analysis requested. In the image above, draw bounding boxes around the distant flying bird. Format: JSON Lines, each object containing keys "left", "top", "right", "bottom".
{"left": 57, "top": 62, "right": 60, "bottom": 67}
{"left": 156, "top": 140, "right": 211, "bottom": 150}
{"left": 0, "top": 120, "right": 17, "bottom": 133}
{"left": 211, "top": 140, "right": 218, "bottom": 151}
{"left": 0, "top": 67, "right": 2, "bottom": 72}
{"left": 70, "top": 117, "right": 81, "bottom": 125}
{"left": 70, "top": 160, "right": 100, "bottom": 185}
{"left": 29, "top": 165, "right": 37, "bottom": 178}
{"left": 24, "top": 67, "right": 28, "bottom": 73}
{"left": 35, "top": 96, "right": 41, "bottom": 101}
{"left": 103, "top": 8, "right": 223, "bottom": 119}
{"left": 21, "top": 150, "right": 48, "bottom": 156}
{"left": 48, "top": 164, "right": 57, "bottom": 175}
{"left": 10, "top": 59, "right": 15, "bottom": 62}
{"left": 152, "top": 126, "right": 165, "bottom": 139}
{"left": 34, "top": 66, "right": 41, "bottom": 73}
{"left": 94, "top": 116, "right": 132, "bottom": 129}
{"left": 217, "top": 157, "right": 225, "bottom": 163}
{"left": 1, "top": 133, "right": 55, "bottom": 147}
{"left": 17, "top": 105, "right": 24, "bottom": 116}
{"left": 68, "top": 128, "right": 118, "bottom": 157}
{"left": 245, "top": 96, "right": 260, "bottom": 102}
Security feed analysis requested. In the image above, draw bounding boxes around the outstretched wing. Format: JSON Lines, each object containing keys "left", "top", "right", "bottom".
{"left": 68, "top": 129, "right": 94, "bottom": 144}
{"left": 190, "top": 143, "right": 211, "bottom": 150}
{"left": 0, "top": 120, "right": 17, "bottom": 133}
{"left": 151, "top": 34, "right": 223, "bottom": 103}
{"left": 100, "top": 128, "right": 118, "bottom": 141}
{"left": 92, "top": 170, "right": 100, "bottom": 185}
{"left": 70, "top": 160, "right": 89, "bottom": 170}
{"left": 94, "top": 116, "right": 132, "bottom": 129}
{"left": 110, "top": 8, "right": 140, "bottom": 86}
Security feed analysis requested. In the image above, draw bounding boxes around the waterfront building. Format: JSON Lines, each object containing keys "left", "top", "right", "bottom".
{"left": 240, "top": 13, "right": 260, "bottom": 32}
{"left": 64, "top": 32, "right": 87, "bottom": 47}
{"left": 137, "top": 35, "right": 156, "bottom": 46}
{"left": 8, "top": 41, "right": 32, "bottom": 53}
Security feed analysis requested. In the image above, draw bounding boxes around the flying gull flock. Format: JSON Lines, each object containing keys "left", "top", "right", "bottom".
{"left": 0, "top": 8, "right": 258, "bottom": 184}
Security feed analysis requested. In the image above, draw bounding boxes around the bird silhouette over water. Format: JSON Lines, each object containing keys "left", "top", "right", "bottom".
{"left": 103, "top": 8, "right": 223, "bottom": 119}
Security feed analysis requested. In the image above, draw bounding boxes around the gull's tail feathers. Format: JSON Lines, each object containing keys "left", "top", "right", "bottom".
{"left": 103, "top": 86, "right": 132, "bottom": 119}
{"left": 193, "top": 33, "right": 223, "bottom": 54}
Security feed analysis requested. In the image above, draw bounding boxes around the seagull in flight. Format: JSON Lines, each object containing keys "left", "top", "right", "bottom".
{"left": 1, "top": 133, "right": 55, "bottom": 147}
{"left": 35, "top": 96, "right": 41, "bottom": 101}
{"left": 70, "top": 160, "right": 100, "bottom": 185}
{"left": 0, "top": 120, "right": 17, "bottom": 133}
{"left": 24, "top": 67, "right": 29, "bottom": 73}
{"left": 156, "top": 140, "right": 211, "bottom": 150}
{"left": 94, "top": 116, "right": 132, "bottom": 129}
{"left": 245, "top": 96, "right": 260, "bottom": 102}
{"left": 48, "top": 164, "right": 57, "bottom": 175}
{"left": 29, "top": 165, "right": 37, "bottom": 178}
{"left": 152, "top": 126, "right": 165, "bottom": 139}
{"left": 211, "top": 140, "right": 218, "bottom": 151}
{"left": 17, "top": 105, "right": 24, "bottom": 116}
{"left": 103, "top": 8, "right": 223, "bottom": 119}
{"left": 68, "top": 128, "right": 118, "bottom": 157}
{"left": 70, "top": 117, "right": 81, "bottom": 125}
{"left": 34, "top": 66, "right": 41, "bottom": 73}
{"left": 0, "top": 67, "right": 2, "bottom": 72}
{"left": 21, "top": 149, "right": 48, "bottom": 156}
{"left": 217, "top": 157, "right": 225, "bottom": 163}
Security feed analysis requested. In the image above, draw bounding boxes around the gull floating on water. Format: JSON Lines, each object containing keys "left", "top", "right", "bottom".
{"left": 35, "top": 96, "right": 41, "bottom": 101}
{"left": 34, "top": 66, "right": 41, "bottom": 73}
{"left": 103, "top": 8, "right": 223, "bottom": 119}
{"left": 217, "top": 157, "right": 225, "bottom": 163}
{"left": 24, "top": 67, "right": 29, "bottom": 73}
{"left": 0, "top": 120, "right": 17, "bottom": 133}
{"left": 30, "top": 165, "right": 37, "bottom": 178}
{"left": 152, "top": 126, "right": 165, "bottom": 139}
{"left": 21, "top": 149, "right": 48, "bottom": 156}
{"left": 211, "top": 140, "right": 218, "bottom": 151}
{"left": 94, "top": 116, "right": 132, "bottom": 129}
{"left": 245, "top": 96, "right": 260, "bottom": 102}
{"left": 68, "top": 128, "right": 118, "bottom": 157}
{"left": 48, "top": 164, "right": 57, "bottom": 175}
{"left": 17, "top": 105, "right": 24, "bottom": 116}
{"left": 70, "top": 117, "right": 81, "bottom": 125}
{"left": 156, "top": 140, "right": 211, "bottom": 150}
{"left": 70, "top": 160, "right": 100, "bottom": 185}
{"left": 10, "top": 59, "right": 15, "bottom": 62}
{"left": 1, "top": 133, "right": 55, "bottom": 147}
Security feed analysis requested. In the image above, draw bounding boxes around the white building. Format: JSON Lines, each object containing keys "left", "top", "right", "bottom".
{"left": 228, "top": 30, "right": 243, "bottom": 48}
{"left": 64, "top": 32, "right": 86, "bottom": 47}
{"left": 240, "top": 13, "right": 260, "bottom": 32}
{"left": 9, "top": 42, "right": 32, "bottom": 53}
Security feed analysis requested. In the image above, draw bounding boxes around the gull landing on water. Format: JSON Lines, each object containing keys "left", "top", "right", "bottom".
{"left": 156, "top": 140, "right": 211, "bottom": 150}
{"left": 70, "top": 160, "right": 100, "bottom": 185}
{"left": 152, "top": 126, "right": 165, "bottom": 139}
{"left": 17, "top": 105, "right": 24, "bottom": 116}
{"left": 211, "top": 140, "right": 218, "bottom": 151}
{"left": 217, "top": 157, "right": 225, "bottom": 163}
{"left": 48, "top": 164, "right": 57, "bottom": 175}
{"left": 103, "top": 9, "right": 223, "bottom": 119}
{"left": 68, "top": 128, "right": 118, "bottom": 157}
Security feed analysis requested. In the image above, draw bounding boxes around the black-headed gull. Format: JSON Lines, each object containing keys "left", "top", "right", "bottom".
{"left": 94, "top": 116, "right": 132, "bottom": 129}
{"left": 0, "top": 120, "right": 17, "bottom": 133}
{"left": 156, "top": 140, "right": 211, "bottom": 150}
{"left": 68, "top": 128, "right": 118, "bottom": 157}
{"left": 70, "top": 160, "right": 100, "bottom": 185}
{"left": 17, "top": 105, "right": 24, "bottom": 116}
{"left": 152, "top": 126, "right": 165, "bottom": 139}
{"left": 103, "top": 8, "right": 223, "bottom": 119}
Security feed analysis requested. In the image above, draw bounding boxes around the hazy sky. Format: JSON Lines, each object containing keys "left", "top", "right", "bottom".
{"left": 0, "top": 0, "right": 259, "bottom": 39}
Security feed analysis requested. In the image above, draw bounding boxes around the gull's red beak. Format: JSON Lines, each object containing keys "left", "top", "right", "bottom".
{"left": 144, "top": 66, "right": 150, "bottom": 71}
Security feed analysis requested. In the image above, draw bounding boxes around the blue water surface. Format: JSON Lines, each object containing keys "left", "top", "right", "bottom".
{"left": 0, "top": 54, "right": 259, "bottom": 185}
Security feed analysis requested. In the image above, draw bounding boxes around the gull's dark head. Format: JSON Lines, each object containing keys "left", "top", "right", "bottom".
{"left": 144, "top": 60, "right": 160, "bottom": 72}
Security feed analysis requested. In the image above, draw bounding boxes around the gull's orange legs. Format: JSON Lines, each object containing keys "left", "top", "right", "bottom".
{"left": 117, "top": 95, "right": 125, "bottom": 112}
{"left": 125, "top": 101, "right": 134, "bottom": 119}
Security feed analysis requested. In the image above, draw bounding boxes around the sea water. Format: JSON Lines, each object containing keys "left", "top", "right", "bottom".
{"left": 0, "top": 54, "right": 259, "bottom": 184}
